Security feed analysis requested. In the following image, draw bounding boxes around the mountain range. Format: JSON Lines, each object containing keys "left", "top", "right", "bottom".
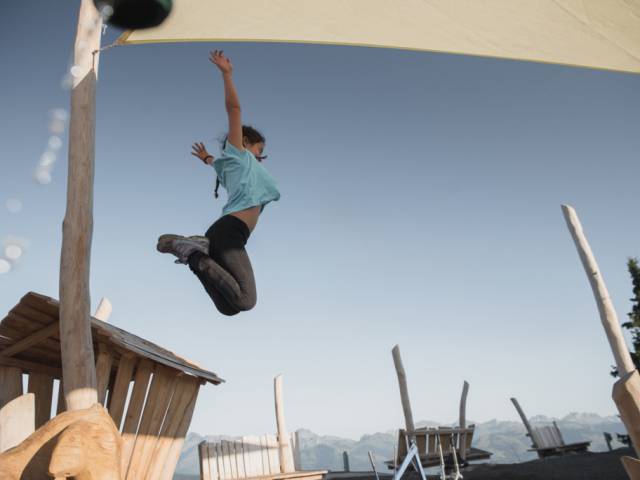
{"left": 175, "top": 413, "right": 628, "bottom": 477}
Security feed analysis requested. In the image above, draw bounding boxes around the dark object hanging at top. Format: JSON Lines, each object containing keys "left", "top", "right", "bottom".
{"left": 94, "top": 0, "right": 173, "bottom": 29}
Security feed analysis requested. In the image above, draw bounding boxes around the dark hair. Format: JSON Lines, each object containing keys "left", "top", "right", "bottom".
{"left": 215, "top": 125, "right": 265, "bottom": 199}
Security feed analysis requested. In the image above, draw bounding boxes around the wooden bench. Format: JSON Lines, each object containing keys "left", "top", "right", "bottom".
{"left": 388, "top": 426, "right": 492, "bottom": 469}
{"left": 511, "top": 397, "right": 591, "bottom": 458}
{"left": 199, "top": 433, "right": 325, "bottom": 480}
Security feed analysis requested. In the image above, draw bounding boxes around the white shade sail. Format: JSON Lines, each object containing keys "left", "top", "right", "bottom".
{"left": 117, "top": 0, "right": 640, "bottom": 74}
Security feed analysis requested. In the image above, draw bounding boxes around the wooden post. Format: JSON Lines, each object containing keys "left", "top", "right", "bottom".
{"left": 562, "top": 205, "right": 640, "bottom": 460}
{"left": 458, "top": 381, "right": 469, "bottom": 460}
{"left": 59, "top": 0, "right": 102, "bottom": 411}
{"left": 392, "top": 345, "right": 415, "bottom": 433}
{"left": 561, "top": 205, "right": 636, "bottom": 376}
{"left": 274, "top": 374, "right": 294, "bottom": 473}
{"left": 342, "top": 451, "right": 350, "bottom": 472}
{"left": 510, "top": 398, "right": 537, "bottom": 448}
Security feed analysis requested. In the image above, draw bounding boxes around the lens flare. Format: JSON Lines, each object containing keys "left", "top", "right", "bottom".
{"left": 48, "top": 136, "right": 63, "bottom": 150}
{"left": 5, "top": 245, "right": 22, "bottom": 261}
{"left": 6, "top": 198, "right": 23, "bottom": 214}
{"left": 40, "top": 151, "right": 56, "bottom": 167}
{"left": 34, "top": 168, "right": 52, "bottom": 185}
{"left": 0, "top": 259, "right": 10, "bottom": 274}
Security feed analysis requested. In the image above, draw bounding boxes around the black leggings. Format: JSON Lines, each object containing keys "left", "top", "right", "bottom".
{"left": 187, "top": 215, "right": 257, "bottom": 316}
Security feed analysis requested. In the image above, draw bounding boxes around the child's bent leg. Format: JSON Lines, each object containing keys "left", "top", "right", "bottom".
{"left": 188, "top": 250, "right": 257, "bottom": 312}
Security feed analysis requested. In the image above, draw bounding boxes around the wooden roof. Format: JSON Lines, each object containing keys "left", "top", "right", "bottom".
{"left": 0, "top": 292, "right": 224, "bottom": 385}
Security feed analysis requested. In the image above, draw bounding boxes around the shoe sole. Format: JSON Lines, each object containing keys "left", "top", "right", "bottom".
{"left": 157, "top": 234, "right": 183, "bottom": 254}
{"left": 157, "top": 234, "right": 209, "bottom": 254}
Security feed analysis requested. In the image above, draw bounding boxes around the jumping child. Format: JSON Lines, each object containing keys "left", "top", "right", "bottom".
{"left": 157, "top": 50, "right": 280, "bottom": 316}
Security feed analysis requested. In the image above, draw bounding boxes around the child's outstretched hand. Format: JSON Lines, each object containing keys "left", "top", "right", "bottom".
{"left": 209, "top": 50, "right": 233, "bottom": 75}
{"left": 191, "top": 142, "right": 214, "bottom": 165}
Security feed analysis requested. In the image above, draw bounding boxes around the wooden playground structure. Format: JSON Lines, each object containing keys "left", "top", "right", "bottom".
{"left": 199, "top": 375, "right": 326, "bottom": 480}
{"left": 0, "top": 292, "right": 223, "bottom": 479}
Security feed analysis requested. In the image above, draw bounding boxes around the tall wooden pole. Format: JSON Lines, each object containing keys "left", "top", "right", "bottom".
{"left": 392, "top": 345, "right": 415, "bottom": 433}
{"left": 274, "top": 375, "right": 294, "bottom": 473}
{"left": 562, "top": 204, "right": 635, "bottom": 376}
{"left": 59, "top": 0, "right": 102, "bottom": 411}
{"left": 562, "top": 205, "right": 640, "bottom": 464}
{"left": 458, "top": 381, "right": 469, "bottom": 460}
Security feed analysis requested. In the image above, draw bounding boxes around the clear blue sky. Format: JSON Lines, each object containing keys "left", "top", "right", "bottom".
{"left": 1, "top": 2, "right": 640, "bottom": 439}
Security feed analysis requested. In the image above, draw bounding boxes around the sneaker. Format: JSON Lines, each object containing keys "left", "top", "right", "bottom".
{"left": 157, "top": 234, "right": 209, "bottom": 264}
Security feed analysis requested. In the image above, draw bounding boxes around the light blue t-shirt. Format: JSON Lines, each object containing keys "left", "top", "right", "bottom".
{"left": 213, "top": 142, "right": 281, "bottom": 216}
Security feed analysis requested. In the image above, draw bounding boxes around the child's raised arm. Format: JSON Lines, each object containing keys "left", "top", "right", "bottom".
{"left": 209, "top": 50, "right": 243, "bottom": 151}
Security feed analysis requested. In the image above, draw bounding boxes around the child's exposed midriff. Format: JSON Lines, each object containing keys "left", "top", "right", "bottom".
{"left": 229, "top": 205, "right": 261, "bottom": 233}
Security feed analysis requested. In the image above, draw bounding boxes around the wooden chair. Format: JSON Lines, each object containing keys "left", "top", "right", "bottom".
{"left": 389, "top": 426, "right": 492, "bottom": 469}
{"left": 511, "top": 398, "right": 591, "bottom": 458}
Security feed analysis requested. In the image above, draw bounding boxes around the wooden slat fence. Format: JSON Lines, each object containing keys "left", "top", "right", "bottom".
{"left": 199, "top": 432, "right": 317, "bottom": 480}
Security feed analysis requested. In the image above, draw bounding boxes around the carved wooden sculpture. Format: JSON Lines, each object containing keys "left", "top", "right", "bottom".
{"left": 0, "top": 405, "right": 121, "bottom": 480}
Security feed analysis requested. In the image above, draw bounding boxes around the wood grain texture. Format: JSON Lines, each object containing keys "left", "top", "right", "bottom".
{"left": 108, "top": 353, "right": 136, "bottom": 429}
{"left": 0, "top": 394, "right": 35, "bottom": 453}
{"left": 391, "top": 345, "right": 415, "bottom": 433}
{"left": 125, "top": 367, "right": 178, "bottom": 479}
{"left": 0, "top": 366, "right": 23, "bottom": 408}
{"left": 59, "top": 0, "right": 102, "bottom": 411}
{"left": 95, "top": 344, "right": 114, "bottom": 405}
{"left": 28, "top": 372, "right": 54, "bottom": 428}
{"left": 120, "top": 359, "right": 153, "bottom": 476}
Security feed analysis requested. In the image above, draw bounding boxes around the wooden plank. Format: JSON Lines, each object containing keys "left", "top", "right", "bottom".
{"left": 56, "top": 380, "right": 66, "bottom": 414}
{"left": 95, "top": 343, "right": 114, "bottom": 405}
{"left": 0, "top": 321, "right": 59, "bottom": 358}
{"left": 426, "top": 430, "right": 437, "bottom": 456}
{"left": 125, "top": 366, "right": 179, "bottom": 479}
{"left": 260, "top": 435, "right": 271, "bottom": 475}
{"left": 210, "top": 442, "right": 219, "bottom": 480}
{"left": 510, "top": 398, "right": 537, "bottom": 448}
{"left": 236, "top": 439, "right": 247, "bottom": 478}
{"left": 224, "top": 440, "right": 237, "bottom": 479}
{"left": 242, "top": 436, "right": 256, "bottom": 477}
{"left": 145, "top": 375, "right": 199, "bottom": 479}
{"left": 200, "top": 441, "right": 213, "bottom": 480}
{"left": 0, "top": 393, "right": 34, "bottom": 453}
{"left": 108, "top": 353, "right": 136, "bottom": 429}
{"left": 27, "top": 372, "right": 54, "bottom": 428}
{"left": 120, "top": 359, "right": 153, "bottom": 476}
{"left": 93, "top": 297, "right": 112, "bottom": 321}
{"left": 0, "top": 366, "right": 23, "bottom": 408}
{"left": 217, "top": 442, "right": 227, "bottom": 480}
{"left": 415, "top": 432, "right": 427, "bottom": 455}
{"left": 267, "top": 435, "right": 280, "bottom": 475}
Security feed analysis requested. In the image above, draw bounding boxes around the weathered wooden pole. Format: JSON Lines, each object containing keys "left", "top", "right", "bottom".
{"left": 59, "top": 0, "right": 102, "bottom": 411}
{"left": 392, "top": 345, "right": 416, "bottom": 433}
{"left": 274, "top": 375, "right": 294, "bottom": 473}
{"left": 458, "top": 381, "right": 469, "bottom": 460}
{"left": 510, "top": 397, "right": 536, "bottom": 448}
{"left": 562, "top": 205, "right": 640, "bottom": 467}
{"left": 342, "top": 451, "right": 350, "bottom": 472}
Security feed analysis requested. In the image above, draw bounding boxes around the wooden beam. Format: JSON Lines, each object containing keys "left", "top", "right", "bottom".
{"left": 95, "top": 344, "right": 114, "bottom": 405}
{"left": 562, "top": 205, "right": 636, "bottom": 376}
{"left": 59, "top": 0, "right": 102, "bottom": 411}
{"left": 0, "top": 357, "right": 60, "bottom": 379}
{"left": 274, "top": 374, "right": 295, "bottom": 473}
{"left": 107, "top": 353, "right": 136, "bottom": 428}
{"left": 392, "top": 345, "right": 415, "bottom": 433}
{"left": 28, "top": 372, "right": 54, "bottom": 428}
{"left": 0, "top": 367, "right": 23, "bottom": 409}
{"left": 0, "top": 321, "right": 59, "bottom": 358}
